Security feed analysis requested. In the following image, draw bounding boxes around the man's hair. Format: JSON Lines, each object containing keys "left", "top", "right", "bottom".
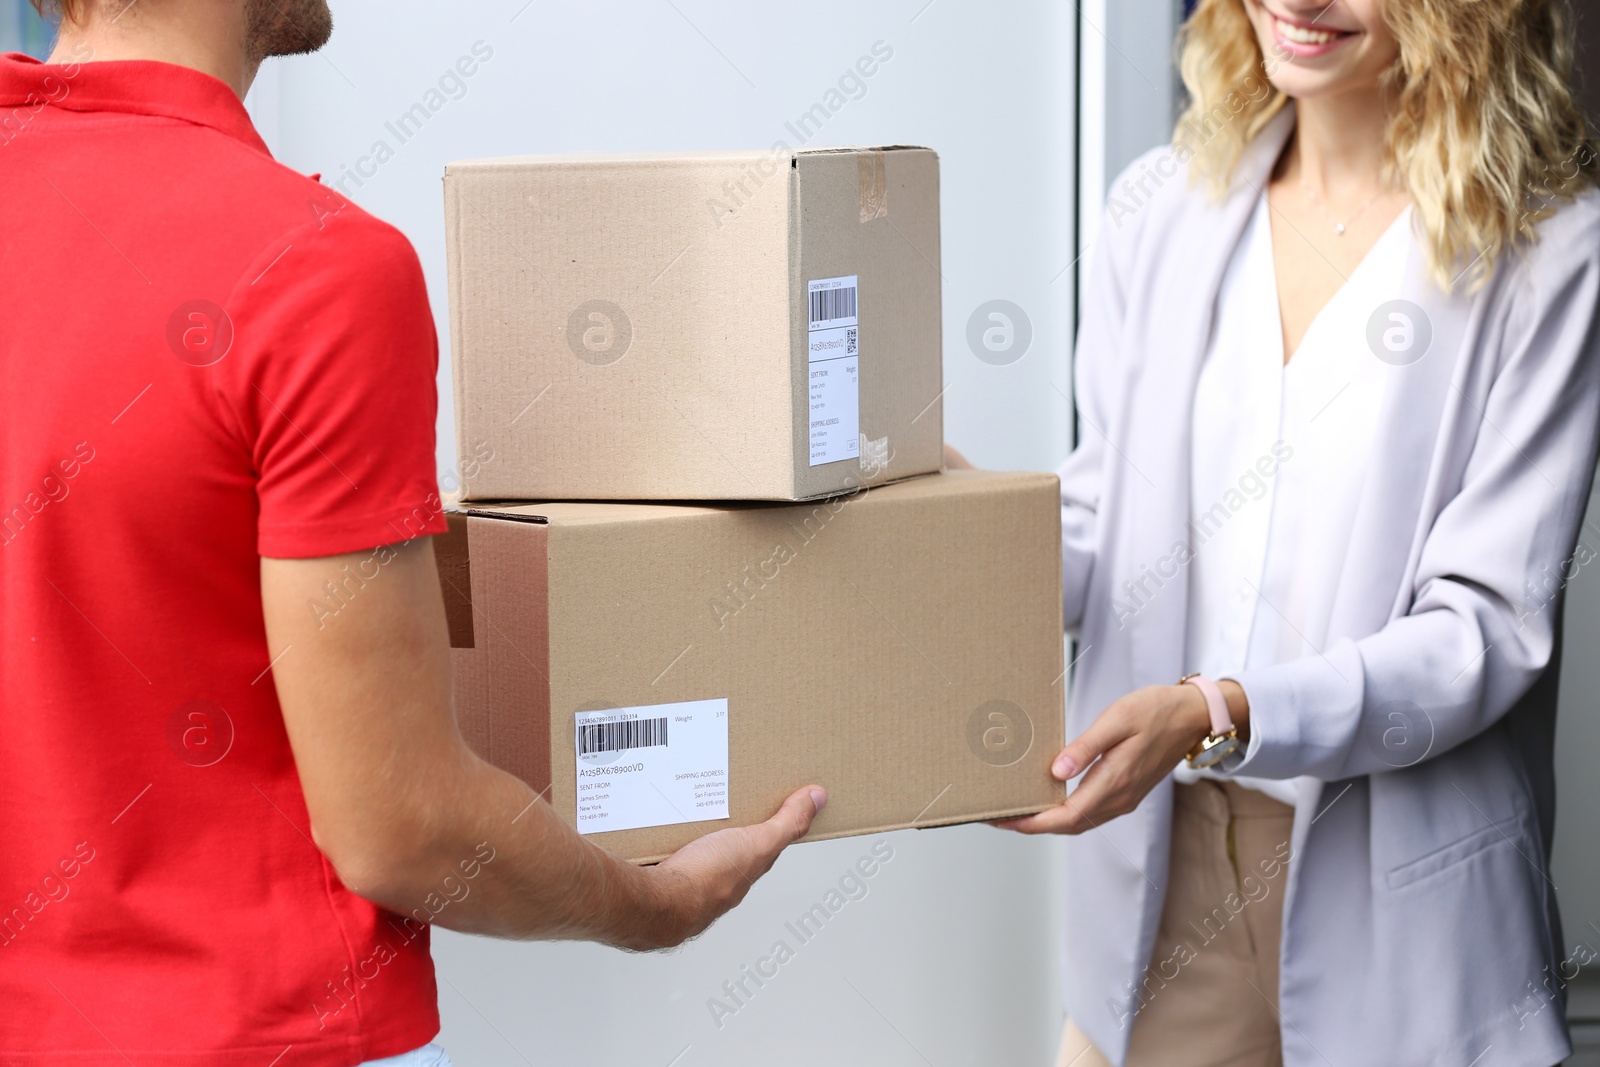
{"left": 28, "top": 0, "right": 333, "bottom": 57}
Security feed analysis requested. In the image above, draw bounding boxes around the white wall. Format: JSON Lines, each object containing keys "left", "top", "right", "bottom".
{"left": 255, "top": 1, "right": 1078, "bottom": 1062}
{"left": 1074, "top": 0, "right": 1183, "bottom": 279}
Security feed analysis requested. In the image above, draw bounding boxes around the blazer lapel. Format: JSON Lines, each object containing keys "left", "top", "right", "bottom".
{"left": 1330, "top": 242, "right": 1475, "bottom": 638}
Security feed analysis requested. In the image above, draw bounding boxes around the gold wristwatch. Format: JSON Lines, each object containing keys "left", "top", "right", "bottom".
{"left": 1178, "top": 673, "right": 1241, "bottom": 770}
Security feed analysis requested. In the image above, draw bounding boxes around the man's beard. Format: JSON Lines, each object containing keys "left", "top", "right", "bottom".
{"left": 245, "top": 0, "right": 333, "bottom": 60}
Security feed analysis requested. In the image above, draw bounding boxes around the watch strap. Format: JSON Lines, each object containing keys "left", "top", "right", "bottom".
{"left": 1180, "top": 673, "right": 1233, "bottom": 737}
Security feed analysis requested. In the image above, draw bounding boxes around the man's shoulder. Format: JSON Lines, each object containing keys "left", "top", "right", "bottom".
{"left": 152, "top": 123, "right": 419, "bottom": 285}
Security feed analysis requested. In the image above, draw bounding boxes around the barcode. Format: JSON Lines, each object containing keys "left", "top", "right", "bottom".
{"left": 579, "top": 716, "right": 669, "bottom": 756}
{"left": 810, "top": 286, "right": 857, "bottom": 325}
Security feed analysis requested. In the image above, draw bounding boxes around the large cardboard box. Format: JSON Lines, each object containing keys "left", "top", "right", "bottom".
{"left": 443, "top": 146, "right": 944, "bottom": 502}
{"left": 436, "top": 470, "right": 1065, "bottom": 862}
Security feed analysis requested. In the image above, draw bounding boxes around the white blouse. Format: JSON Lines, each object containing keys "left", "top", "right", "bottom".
{"left": 1176, "top": 194, "right": 1415, "bottom": 805}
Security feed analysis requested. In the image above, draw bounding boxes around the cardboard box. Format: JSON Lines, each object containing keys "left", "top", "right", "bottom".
{"left": 436, "top": 470, "right": 1065, "bottom": 862}
{"left": 443, "top": 146, "right": 944, "bottom": 502}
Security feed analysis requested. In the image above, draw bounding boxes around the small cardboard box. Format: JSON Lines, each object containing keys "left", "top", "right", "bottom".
{"left": 436, "top": 470, "right": 1065, "bottom": 862}
{"left": 443, "top": 146, "right": 944, "bottom": 502}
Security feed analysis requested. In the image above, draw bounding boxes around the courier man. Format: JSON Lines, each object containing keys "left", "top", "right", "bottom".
{"left": 0, "top": 1, "right": 824, "bottom": 1063}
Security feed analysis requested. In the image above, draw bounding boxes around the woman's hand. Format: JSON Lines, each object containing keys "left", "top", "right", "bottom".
{"left": 994, "top": 681, "right": 1247, "bottom": 835}
{"left": 943, "top": 443, "right": 976, "bottom": 470}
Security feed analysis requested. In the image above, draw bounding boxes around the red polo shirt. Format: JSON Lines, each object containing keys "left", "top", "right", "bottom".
{"left": 0, "top": 53, "right": 447, "bottom": 1064}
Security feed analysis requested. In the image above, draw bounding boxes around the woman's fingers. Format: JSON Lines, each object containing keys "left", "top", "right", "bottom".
{"left": 993, "top": 751, "right": 1126, "bottom": 834}
{"left": 1052, "top": 698, "right": 1138, "bottom": 780}
{"left": 942, "top": 443, "right": 976, "bottom": 470}
{"left": 990, "top": 801, "right": 1087, "bottom": 834}
{"left": 994, "top": 689, "right": 1176, "bottom": 835}
{"left": 1055, "top": 760, "right": 1125, "bottom": 831}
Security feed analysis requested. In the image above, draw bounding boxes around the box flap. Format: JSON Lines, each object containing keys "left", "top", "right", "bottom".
{"left": 445, "top": 149, "right": 782, "bottom": 173}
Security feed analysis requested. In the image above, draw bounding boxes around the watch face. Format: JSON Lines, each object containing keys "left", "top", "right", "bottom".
{"left": 1189, "top": 733, "right": 1240, "bottom": 770}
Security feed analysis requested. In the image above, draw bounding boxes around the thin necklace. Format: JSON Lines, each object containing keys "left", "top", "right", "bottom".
{"left": 1299, "top": 171, "right": 1386, "bottom": 237}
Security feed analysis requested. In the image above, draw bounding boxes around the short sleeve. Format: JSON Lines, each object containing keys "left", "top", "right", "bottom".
{"left": 221, "top": 207, "right": 447, "bottom": 558}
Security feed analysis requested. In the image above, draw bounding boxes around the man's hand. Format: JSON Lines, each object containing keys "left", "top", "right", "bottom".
{"left": 993, "top": 681, "right": 1248, "bottom": 835}
{"left": 638, "top": 785, "right": 827, "bottom": 948}
{"left": 262, "top": 536, "right": 825, "bottom": 950}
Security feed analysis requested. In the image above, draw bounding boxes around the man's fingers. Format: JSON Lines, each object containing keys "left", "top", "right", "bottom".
{"left": 642, "top": 786, "right": 826, "bottom": 947}
{"left": 735, "top": 785, "right": 827, "bottom": 875}
{"left": 769, "top": 785, "right": 826, "bottom": 847}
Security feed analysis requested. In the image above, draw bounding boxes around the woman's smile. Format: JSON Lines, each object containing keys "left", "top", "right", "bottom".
{"left": 1259, "top": 3, "right": 1362, "bottom": 59}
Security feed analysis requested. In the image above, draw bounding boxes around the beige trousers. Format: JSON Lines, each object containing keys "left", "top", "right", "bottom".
{"left": 1056, "top": 780, "right": 1294, "bottom": 1067}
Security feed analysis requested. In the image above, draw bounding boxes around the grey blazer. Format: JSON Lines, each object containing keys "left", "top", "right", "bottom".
{"left": 1058, "top": 108, "right": 1600, "bottom": 1067}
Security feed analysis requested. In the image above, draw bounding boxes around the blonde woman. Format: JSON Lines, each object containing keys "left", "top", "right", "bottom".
{"left": 986, "top": 0, "right": 1599, "bottom": 1063}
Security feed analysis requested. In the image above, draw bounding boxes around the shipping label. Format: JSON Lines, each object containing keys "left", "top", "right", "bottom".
{"left": 807, "top": 275, "right": 860, "bottom": 466}
{"left": 574, "top": 698, "right": 730, "bottom": 834}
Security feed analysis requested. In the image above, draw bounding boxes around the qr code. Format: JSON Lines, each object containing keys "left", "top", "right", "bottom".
{"left": 846, "top": 327, "right": 858, "bottom": 356}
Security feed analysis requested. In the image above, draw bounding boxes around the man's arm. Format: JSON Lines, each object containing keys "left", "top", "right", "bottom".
{"left": 260, "top": 536, "right": 825, "bottom": 950}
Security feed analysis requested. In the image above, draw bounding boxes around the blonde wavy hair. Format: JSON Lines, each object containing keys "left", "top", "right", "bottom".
{"left": 1174, "top": 0, "right": 1596, "bottom": 289}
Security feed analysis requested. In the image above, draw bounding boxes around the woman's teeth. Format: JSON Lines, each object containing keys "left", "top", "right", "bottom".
{"left": 1275, "top": 16, "right": 1344, "bottom": 44}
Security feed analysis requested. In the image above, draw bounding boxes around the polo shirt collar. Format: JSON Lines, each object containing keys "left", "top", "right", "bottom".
{"left": 0, "top": 52, "right": 270, "bottom": 156}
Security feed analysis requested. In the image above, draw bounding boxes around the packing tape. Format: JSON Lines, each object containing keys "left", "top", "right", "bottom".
{"left": 858, "top": 149, "right": 888, "bottom": 223}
